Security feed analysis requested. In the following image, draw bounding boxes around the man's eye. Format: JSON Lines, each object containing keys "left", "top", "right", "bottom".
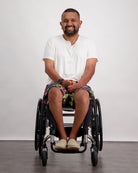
{"left": 72, "top": 19, "right": 76, "bottom": 22}
{"left": 63, "top": 20, "right": 68, "bottom": 23}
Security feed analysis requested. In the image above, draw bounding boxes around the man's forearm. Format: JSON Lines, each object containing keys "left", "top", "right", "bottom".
{"left": 67, "top": 59, "right": 97, "bottom": 93}
{"left": 46, "top": 66, "right": 72, "bottom": 88}
{"left": 45, "top": 67, "right": 61, "bottom": 83}
{"left": 78, "top": 64, "right": 96, "bottom": 88}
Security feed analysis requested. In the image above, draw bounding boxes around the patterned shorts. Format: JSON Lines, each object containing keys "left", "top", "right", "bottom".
{"left": 43, "top": 82, "right": 94, "bottom": 107}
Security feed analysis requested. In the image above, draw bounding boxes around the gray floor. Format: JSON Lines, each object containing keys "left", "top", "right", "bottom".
{"left": 0, "top": 141, "right": 138, "bottom": 173}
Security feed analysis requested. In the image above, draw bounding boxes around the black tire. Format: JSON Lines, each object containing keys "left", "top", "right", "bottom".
{"left": 39, "top": 102, "right": 47, "bottom": 157}
{"left": 91, "top": 111, "right": 99, "bottom": 152}
{"left": 41, "top": 148, "right": 48, "bottom": 166}
{"left": 34, "top": 99, "right": 42, "bottom": 151}
{"left": 39, "top": 133, "right": 43, "bottom": 157}
{"left": 39, "top": 115, "right": 44, "bottom": 157}
{"left": 96, "top": 99, "right": 103, "bottom": 151}
{"left": 91, "top": 150, "right": 98, "bottom": 166}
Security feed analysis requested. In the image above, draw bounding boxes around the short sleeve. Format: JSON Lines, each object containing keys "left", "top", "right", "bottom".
{"left": 43, "top": 38, "right": 55, "bottom": 61}
{"left": 87, "top": 40, "right": 99, "bottom": 61}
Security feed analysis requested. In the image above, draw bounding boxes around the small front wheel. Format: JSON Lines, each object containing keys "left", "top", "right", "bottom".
{"left": 41, "top": 148, "right": 48, "bottom": 166}
{"left": 91, "top": 150, "right": 98, "bottom": 166}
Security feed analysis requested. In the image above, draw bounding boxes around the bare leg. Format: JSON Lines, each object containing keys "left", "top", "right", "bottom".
{"left": 48, "top": 87, "right": 67, "bottom": 140}
{"left": 69, "top": 89, "right": 89, "bottom": 139}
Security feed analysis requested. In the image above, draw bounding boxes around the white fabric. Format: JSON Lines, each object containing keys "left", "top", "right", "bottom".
{"left": 43, "top": 35, "right": 98, "bottom": 86}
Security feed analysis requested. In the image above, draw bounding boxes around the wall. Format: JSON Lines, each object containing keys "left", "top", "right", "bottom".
{"left": 0, "top": 0, "right": 138, "bottom": 141}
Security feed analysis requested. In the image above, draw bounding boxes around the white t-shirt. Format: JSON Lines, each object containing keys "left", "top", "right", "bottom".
{"left": 43, "top": 35, "right": 98, "bottom": 86}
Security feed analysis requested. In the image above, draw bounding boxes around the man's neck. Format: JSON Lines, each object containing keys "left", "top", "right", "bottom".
{"left": 63, "top": 34, "right": 79, "bottom": 45}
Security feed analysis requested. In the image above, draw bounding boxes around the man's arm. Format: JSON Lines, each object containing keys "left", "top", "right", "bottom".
{"left": 44, "top": 59, "right": 72, "bottom": 87}
{"left": 44, "top": 59, "right": 61, "bottom": 82}
{"left": 68, "top": 58, "right": 97, "bottom": 93}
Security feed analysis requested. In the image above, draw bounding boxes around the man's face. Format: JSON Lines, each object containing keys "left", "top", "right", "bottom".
{"left": 60, "top": 12, "right": 82, "bottom": 37}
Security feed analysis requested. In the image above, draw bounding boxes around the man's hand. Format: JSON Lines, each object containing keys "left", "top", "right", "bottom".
{"left": 61, "top": 80, "right": 72, "bottom": 88}
{"left": 62, "top": 80, "right": 79, "bottom": 93}
{"left": 67, "top": 82, "right": 80, "bottom": 93}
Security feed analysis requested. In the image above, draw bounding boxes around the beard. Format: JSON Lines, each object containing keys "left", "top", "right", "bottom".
{"left": 64, "top": 25, "right": 79, "bottom": 37}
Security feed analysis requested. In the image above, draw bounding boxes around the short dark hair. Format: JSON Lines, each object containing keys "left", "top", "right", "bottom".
{"left": 62, "top": 8, "right": 80, "bottom": 19}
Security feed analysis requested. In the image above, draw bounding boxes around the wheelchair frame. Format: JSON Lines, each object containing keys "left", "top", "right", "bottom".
{"left": 34, "top": 96, "right": 103, "bottom": 166}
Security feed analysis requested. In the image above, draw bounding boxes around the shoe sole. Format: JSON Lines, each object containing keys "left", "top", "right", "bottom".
{"left": 55, "top": 146, "right": 67, "bottom": 150}
{"left": 67, "top": 146, "right": 80, "bottom": 150}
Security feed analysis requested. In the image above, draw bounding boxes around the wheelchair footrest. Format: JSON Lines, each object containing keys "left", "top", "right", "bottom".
{"left": 50, "top": 142, "right": 87, "bottom": 153}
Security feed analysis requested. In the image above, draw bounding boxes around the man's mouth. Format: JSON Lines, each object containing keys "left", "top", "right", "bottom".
{"left": 65, "top": 26, "right": 75, "bottom": 31}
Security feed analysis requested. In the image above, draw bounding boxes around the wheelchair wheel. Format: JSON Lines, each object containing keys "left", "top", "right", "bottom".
{"left": 91, "top": 149, "right": 98, "bottom": 166}
{"left": 38, "top": 102, "right": 47, "bottom": 157}
{"left": 91, "top": 110, "right": 99, "bottom": 152}
{"left": 41, "top": 146, "right": 48, "bottom": 166}
{"left": 96, "top": 99, "right": 103, "bottom": 151}
{"left": 34, "top": 99, "right": 42, "bottom": 151}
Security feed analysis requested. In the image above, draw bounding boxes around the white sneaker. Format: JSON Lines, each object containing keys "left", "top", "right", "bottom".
{"left": 55, "top": 139, "right": 67, "bottom": 150}
{"left": 67, "top": 139, "right": 80, "bottom": 150}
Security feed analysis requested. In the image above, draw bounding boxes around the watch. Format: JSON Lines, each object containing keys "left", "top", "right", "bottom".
{"left": 57, "top": 78, "right": 64, "bottom": 84}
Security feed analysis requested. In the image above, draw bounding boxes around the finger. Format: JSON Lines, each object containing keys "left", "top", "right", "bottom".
{"left": 70, "top": 81, "right": 73, "bottom": 85}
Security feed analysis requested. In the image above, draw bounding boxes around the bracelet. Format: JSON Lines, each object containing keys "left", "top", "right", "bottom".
{"left": 57, "top": 78, "right": 64, "bottom": 84}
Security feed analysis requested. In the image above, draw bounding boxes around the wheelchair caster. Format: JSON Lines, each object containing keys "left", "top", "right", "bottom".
{"left": 41, "top": 147, "right": 48, "bottom": 166}
{"left": 91, "top": 149, "right": 98, "bottom": 166}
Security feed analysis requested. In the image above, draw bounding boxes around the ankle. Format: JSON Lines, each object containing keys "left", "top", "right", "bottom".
{"left": 59, "top": 136, "right": 67, "bottom": 141}
{"left": 68, "top": 137, "right": 77, "bottom": 141}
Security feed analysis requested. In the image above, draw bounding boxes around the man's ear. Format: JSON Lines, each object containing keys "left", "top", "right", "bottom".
{"left": 60, "top": 22, "right": 62, "bottom": 27}
{"left": 60, "top": 22, "right": 63, "bottom": 29}
{"left": 79, "top": 20, "right": 82, "bottom": 28}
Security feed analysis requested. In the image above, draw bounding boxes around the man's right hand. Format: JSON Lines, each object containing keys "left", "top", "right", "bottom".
{"left": 61, "top": 80, "right": 72, "bottom": 88}
{"left": 61, "top": 80, "right": 77, "bottom": 90}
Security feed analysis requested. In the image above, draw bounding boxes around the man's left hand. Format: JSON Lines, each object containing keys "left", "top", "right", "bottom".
{"left": 67, "top": 82, "right": 80, "bottom": 93}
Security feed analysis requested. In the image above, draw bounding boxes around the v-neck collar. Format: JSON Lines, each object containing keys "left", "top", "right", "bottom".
{"left": 61, "top": 35, "right": 80, "bottom": 47}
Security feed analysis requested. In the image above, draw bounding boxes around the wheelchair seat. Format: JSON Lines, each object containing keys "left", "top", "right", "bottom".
{"left": 34, "top": 96, "right": 103, "bottom": 166}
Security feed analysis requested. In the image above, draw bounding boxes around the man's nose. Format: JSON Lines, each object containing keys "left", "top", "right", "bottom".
{"left": 67, "top": 20, "right": 72, "bottom": 26}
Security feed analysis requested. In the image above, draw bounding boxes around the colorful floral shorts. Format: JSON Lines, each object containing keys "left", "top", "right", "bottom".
{"left": 43, "top": 82, "right": 94, "bottom": 107}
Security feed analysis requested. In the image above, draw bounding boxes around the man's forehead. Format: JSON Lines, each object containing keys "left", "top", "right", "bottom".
{"left": 62, "top": 12, "right": 79, "bottom": 20}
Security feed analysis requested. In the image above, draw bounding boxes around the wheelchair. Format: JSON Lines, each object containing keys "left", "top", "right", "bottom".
{"left": 34, "top": 93, "right": 103, "bottom": 167}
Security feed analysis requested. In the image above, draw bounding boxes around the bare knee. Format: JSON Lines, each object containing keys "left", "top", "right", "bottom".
{"left": 48, "top": 87, "right": 62, "bottom": 103}
{"left": 74, "top": 89, "right": 89, "bottom": 105}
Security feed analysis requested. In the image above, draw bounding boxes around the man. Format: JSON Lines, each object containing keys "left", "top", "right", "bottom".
{"left": 43, "top": 8, "right": 98, "bottom": 150}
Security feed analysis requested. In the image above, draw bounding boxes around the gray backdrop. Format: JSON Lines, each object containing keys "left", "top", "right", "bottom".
{"left": 0, "top": 0, "right": 138, "bottom": 141}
